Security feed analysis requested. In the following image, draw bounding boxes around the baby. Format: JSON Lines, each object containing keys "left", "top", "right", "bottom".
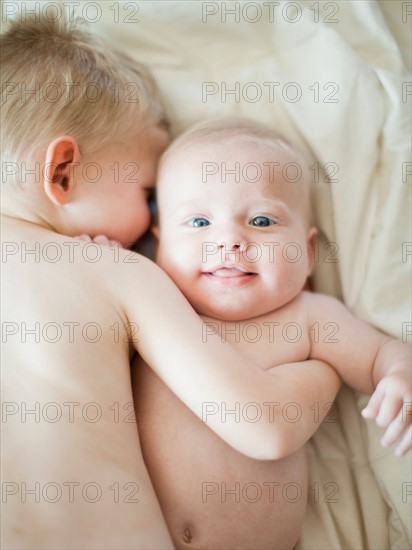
{"left": 134, "top": 119, "right": 412, "bottom": 549}
{"left": 2, "top": 18, "right": 328, "bottom": 549}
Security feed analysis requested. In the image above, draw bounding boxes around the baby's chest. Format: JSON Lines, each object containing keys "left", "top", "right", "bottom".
{"left": 203, "top": 312, "right": 311, "bottom": 371}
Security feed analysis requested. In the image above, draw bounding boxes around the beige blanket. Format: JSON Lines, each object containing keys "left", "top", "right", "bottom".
{"left": 88, "top": 1, "right": 411, "bottom": 547}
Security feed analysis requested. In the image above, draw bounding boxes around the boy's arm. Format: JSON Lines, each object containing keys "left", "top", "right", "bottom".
{"left": 307, "top": 292, "right": 412, "bottom": 455}
{"left": 124, "top": 252, "right": 343, "bottom": 459}
{"left": 85, "top": 238, "right": 340, "bottom": 459}
{"left": 117, "top": 254, "right": 320, "bottom": 460}
{"left": 263, "top": 359, "right": 341, "bottom": 456}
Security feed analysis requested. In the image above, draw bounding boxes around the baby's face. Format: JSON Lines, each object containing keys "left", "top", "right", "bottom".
{"left": 156, "top": 137, "right": 316, "bottom": 321}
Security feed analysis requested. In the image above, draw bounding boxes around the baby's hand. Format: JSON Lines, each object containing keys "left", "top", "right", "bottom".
{"left": 362, "top": 370, "right": 411, "bottom": 456}
{"left": 75, "top": 234, "right": 122, "bottom": 248}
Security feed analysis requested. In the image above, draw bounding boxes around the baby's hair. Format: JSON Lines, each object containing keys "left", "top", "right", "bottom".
{"left": 0, "top": 10, "right": 167, "bottom": 165}
{"left": 160, "top": 117, "right": 314, "bottom": 225}
{"left": 161, "top": 117, "right": 307, "bottom": 167}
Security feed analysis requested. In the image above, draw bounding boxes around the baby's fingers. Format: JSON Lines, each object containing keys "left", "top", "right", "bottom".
{"left": 93, "top": 235, "right": 122, "bottom": 248}
{"left": 375, "top": 394, "right": 404, "bottom": 427}
{"left": 75, "top": 234, "right": 92, "bottom": 242}
{"left": 93, "top": 235, "right": 112, "bottom": 245}
{"left": 395, "top": 424, "right": 412, "bottom": 457}
{"left": 362, "top": 385, "right": 385, "bottom": 420}
{"left": 381, "top": 407, "right": 410, "bottom": 449}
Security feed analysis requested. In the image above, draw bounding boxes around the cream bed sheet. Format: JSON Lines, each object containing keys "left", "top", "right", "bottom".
{"left": 87, "top": 1, "right": 411, "bottom": 547}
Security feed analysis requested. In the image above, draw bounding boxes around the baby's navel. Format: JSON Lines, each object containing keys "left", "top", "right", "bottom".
{"left": 182, "top": 524, "right": 194, "bottom": 544}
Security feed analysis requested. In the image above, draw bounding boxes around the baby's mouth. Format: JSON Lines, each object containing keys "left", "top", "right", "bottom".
{"left": 202, "top": 266, "right": 258, "bottom": 286}
{"left": 208, "top": 267, "right": 255, "bottom": 278}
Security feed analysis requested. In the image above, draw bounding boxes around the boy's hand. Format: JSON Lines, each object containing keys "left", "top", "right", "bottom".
{"left": 362, "top": 369, "right": 412, "bottom": 456}
{"left": 75, "top": 234, "right": 122, "bottom": 248}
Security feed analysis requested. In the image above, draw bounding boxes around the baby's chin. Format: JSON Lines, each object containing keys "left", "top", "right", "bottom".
{"left": 194, "top": 301, "right": 267, "bottom": 322}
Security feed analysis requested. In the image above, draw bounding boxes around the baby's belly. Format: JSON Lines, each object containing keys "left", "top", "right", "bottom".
{"left": 135, "top": 362, "right": 308, "bottom": 550}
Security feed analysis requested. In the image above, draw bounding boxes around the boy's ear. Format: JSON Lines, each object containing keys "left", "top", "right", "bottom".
{"left": 307, "top": 227, "right": 318, "bottom": 275}
{"left": 43, "top": 136, "right": 81, "bottom": 206}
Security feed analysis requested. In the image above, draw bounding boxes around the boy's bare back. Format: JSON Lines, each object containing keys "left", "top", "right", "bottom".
{"left": 2, "top": 220, "right": 174, "bottom": 548}
{"left": 0, "top": 16, "right": 174, "bottom": 546}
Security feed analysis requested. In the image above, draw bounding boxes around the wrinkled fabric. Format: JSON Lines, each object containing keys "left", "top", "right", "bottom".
{"left": 87, "top": 1, "right": 411, "bottom": 547}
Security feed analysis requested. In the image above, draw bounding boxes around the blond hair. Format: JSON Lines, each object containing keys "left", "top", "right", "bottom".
{"left": 0, "top": 10, "right": 167, "bottom": 166}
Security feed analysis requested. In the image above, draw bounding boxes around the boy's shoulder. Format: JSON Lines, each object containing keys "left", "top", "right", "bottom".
{"left": 1, "top": 222, "right": 164, "bottom": 319}
{"left": 1, "top": 221, "right": 154, "bottom": 277}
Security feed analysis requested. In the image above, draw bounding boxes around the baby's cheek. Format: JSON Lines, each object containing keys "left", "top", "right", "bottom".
{"left": 155, "top": 240, "right": 176, "bottom": 275}
{"left": 281, "top": 253, "right": 309, "bottom": 291}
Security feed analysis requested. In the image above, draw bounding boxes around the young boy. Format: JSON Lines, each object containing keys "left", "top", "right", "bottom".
{"left": 133, "top": 119, "right": 412, "bottom": 549}
{"left": 0, "top": 17, "right": 338, "bottom": 549}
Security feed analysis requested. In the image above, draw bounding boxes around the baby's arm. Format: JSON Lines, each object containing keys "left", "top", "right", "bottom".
{"left": 307, "top": 292, "right": 411, "bottom": 455}
{"left": 361, "top": 339, "right": 411, "bottom": 455}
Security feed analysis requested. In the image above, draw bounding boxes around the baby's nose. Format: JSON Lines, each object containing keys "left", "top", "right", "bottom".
{"left": 218, "top": 241, "right": 241, "bottom": 251}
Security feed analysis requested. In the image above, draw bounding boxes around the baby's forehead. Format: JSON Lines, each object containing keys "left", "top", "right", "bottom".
{"left": 161, "top": 144, "right": 305, "bottom": 200}
{"left": 163, "top": 142, "right": 293, "bottom": 193}
{"left": 157, "top": 131, "right": 311, "bottom": 223}
{"left": 165, "top": 133, "right": 300, "bottom": 163}
{"left": 159, "top": 134, "right": 308, "bottom": 194}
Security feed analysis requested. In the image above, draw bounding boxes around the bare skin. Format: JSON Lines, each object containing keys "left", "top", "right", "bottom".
{"left": 132, "top": 129, "right": 411, "bottom": 550}
{"left": 1, "top": 220, "right": 173, "bottom": 549}
{"left": 134, "top": 295, "right": 313, "bottom": 550}
{"left": 3, "top": 220, "right": 328, "bottom": 549}
{"left": 3, "top": 128, "right": 336, "bottom": 548}
{"left": 134, "top": 286, "right": 411, "bottom": 549}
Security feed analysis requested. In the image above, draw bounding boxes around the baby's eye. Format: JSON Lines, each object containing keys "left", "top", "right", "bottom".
{"left": 250, "top": 216, "right": 275, "bottom": 227}
{"left": 189, "top": 217, "right": 210, "bottom": 228}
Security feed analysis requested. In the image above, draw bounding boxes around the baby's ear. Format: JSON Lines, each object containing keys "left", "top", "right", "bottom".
{"left": 307, "top": 227, "right": 318, "bottom": 275}
{"left": 43, "top": 136, "right": 81, "bottom": 206}
{"left": 151, "top": 225, "right": 160, "bottom": 258}
{"left": 151, "top": 225, "right": 160, "bottom": 241}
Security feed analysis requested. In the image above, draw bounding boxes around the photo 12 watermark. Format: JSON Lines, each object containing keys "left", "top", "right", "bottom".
{"left": 2, "top": 481, "right": 140, "bottom": 504}
{"left": 1, "top": 400, "right": 138, "bottom": 424}
{"left": 202, "top": 81, "right": 340, "bottom": 105}
{"left": 1, "top": 161, "right": 141, "bottom": 185}
{"left": 402, "top": 3, "right": 412, "bottom": 22}
{"left": 402, "top": 162, "right": 412, "bottom": 183}
{"left": 2, "top": 80, "right": 141, "bottom": 105}
{"left": 201, "top": 240, "right": 340, "bottom": 265}
{"left": 402, "top": 482, "right": 412, "bottom": 503}
{"left": 202, "top": 319, "right": 340, "bottom": 345}
{"left": 201, "top": 400, "right": 340, "bottom": 425}
{"left": 201, "top": 159, "right": 339, "bottom": 184}
{"left": 201, "top": 2, "right": 340, "bottom": 24}
{"left": 402, "top": 322, "right": 412, "bottom": 343}
{"left": 1, "top": 1, "right": 140, "bottom": 24}
{"left": 402, "top": 242, "right": 412, "bottom": 263}
{"left": 201, "top": 479, "right": 339, "bottom": 504}
{"left": 1, "top": 320, "right": 139, "bottom": 344}
{"left": 1, "top": 240, "right": 138, "bottom": 264}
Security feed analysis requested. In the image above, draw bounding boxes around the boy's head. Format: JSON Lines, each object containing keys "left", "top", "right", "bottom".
{"left": 1, "top": 13, "right": 169, "bottom": 246}
{"left": 154, "top": 118, "right": 317, "bottom": 321}
{"left": 1, "top": 12, "right": 167, "bottom": 163}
